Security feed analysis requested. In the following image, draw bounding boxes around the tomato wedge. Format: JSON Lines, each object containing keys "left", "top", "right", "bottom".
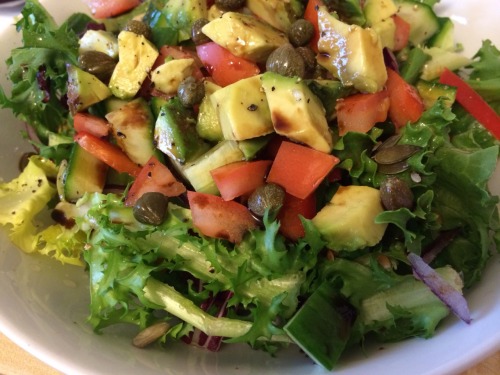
{"left": 336, "top": 90, "right": 390, "bottom": 136}
{"left": 303, "top": 0, "right": 324, "bottom": 53}
{"left": 187, "top": 191, "right": 258, "bottom": 243}
{"left": 392, "top": 15, "right": 411, "bottom": 52}
{"left": 125, "top": 156, "right": 186, "bottom": 206}
{"left": 386, "top": 68, "right": 425, "bottom": 128}
{"left": 196, "top": 42, "right": 260, "bottom": 87}
{"left": 74, "top": 131, "right": 141, "bottom": 177}
{"left": 211, "top": 160, "right": 272, "bottom": 201}
{"left": 82, "top": 0, "right": 140, "bottom": 19}
{"left": 439, "top": 68, "right": 500, "bottom": 139}
{"left": 73, "top": 112, "right": 110, "bottom": 138}
{"left": 278, "top": 193, "right": 317, "bottom": 241}
{"left": 267, "top": 141, "right": 340, "bottom": 200}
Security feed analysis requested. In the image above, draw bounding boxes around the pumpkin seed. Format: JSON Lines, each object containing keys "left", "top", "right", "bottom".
{"left": 377, "top": 160, "right": 410, "bottom": 175}
{"left": 373, "top": 144, "right": 421, "bottom": 165}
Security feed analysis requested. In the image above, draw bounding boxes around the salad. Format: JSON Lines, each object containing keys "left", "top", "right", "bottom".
{"left": 1, "top": 0, "right": 500, "bottom": 371}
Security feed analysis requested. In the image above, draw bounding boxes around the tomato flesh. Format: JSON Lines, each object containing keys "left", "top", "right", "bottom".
{"left": 278, "top": 193, "right": 317, "bottom": 241}
{"left": 392, "top": 15, "right": 411, "bottom": 51}
{"left": 82, "top": 0, "right": 140, "bottom": 19}
{"left": 303, "top": 0, "right": 324, "bottom": 53}
{"left": 73, "top": 113, "right": 110, "bottom": 138}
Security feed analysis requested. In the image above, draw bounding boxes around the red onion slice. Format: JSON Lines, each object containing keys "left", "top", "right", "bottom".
{"left": 407, "top": 252, "right": 471, "bottom": 324}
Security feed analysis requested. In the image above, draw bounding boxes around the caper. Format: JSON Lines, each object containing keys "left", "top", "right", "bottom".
{"left": 178, "top": 76, "right": 205, "bottom": 108}
{"left": 78, "top": 51, "right": 117, "bottom": 83}
{"left": 133, "top": 192, "right": 169, "bottom": 225}
{"left": 266, "top": 44, "right": 306, "bottom": 78}
{"left": 288, "top": 19, "right": 314, "bottom": 47}
{"left": 248, "top": 183, "right": 286, "bottom": 217}
{"left": 124, "top": 20, "right": 152, "bottom": 40}
{"left": 191, "top": 18, "right": 211, "bottom": 45}
{"left": 295, "top": 46, "right": 317, "bottom": 74}
{"left": 379, "top": 176, "right": 414, "bottom": 211}
{"left": 214, "top": 0, "right": 246, "bottom": 11}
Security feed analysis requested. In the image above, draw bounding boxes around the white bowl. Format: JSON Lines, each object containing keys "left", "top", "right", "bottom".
{"left": 0, "top": 1, "right": 499, "bottom": 374}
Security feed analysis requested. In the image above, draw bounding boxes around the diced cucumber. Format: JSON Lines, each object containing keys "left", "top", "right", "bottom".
{"left": 395, "top": 0, "right": 440, "bottom": 46}
{"left": 420, "top": 47, "right": 472, "bottom": 80}
{"left": 237, "top": 134, "right": 273, "bottom": 160}
{"left": 428, "top": 17, "right": 455, "bottom": 51}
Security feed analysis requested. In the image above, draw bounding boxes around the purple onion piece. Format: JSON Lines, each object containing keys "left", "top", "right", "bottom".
{"left": 407, "top": 252, "right": 471, "bottom": 324}
{"left": 383, "top": 47, "right": 399, "bottom": 73}
{"left": 36, "top": 65, "right": 50, "bottom": 103}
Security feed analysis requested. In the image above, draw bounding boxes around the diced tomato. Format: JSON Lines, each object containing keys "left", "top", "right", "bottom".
{"left": 196, "top": 42, "right": 260, "bottom": 87}
{"left": 278, "top": 193, "right": 317, "bottom": 241}
{"left": 386, "top": 68, "right": 425, "bottom": 128}
{"left": 187, "top": 191, "right": 258, "bottom": 243}
{"left": 125, "top": 156, "right": 186, "bottom": 206}
{"left": 392, "top": 15, "right": 411, "bottom": 52}
{"left": 439, "top": 68, "right": 500, "bottom": 140}
{"left": 336, "top": 90, "right": 390, "bottom": 136}
{"left": 267, "top": 141, "right": 340, "bottom": 200}
{"left": 303, "top": 0, "right": 324, "bottom": 53}
{"left": 74, "top": 131, "right": 141, "bottom": 177}
{"left": 210, "top": 160, "right": 272, "bottom": 201}
{"left": 73, "top": 112, "right": 110, "bottom": 138}
{"left": 82, "top": 0, "right": 140, "bottom": 19}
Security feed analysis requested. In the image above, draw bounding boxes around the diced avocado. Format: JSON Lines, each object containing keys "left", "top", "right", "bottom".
{"left": 416, "top": 79, "right": 456, "bottom": 109}
{"left": 150, "top": 58, "right": 195, "bottom": 96}
{"left": 60, "top": 143, "right": 108, "bottom": 203}
{"left": 364, "top": 0, "right": 398, "bottom": 26}
{"left": 78, "top": 29, "right": 119, "bottom": 59}
{"left": 261, "top": 72, "right": 333, "bottom": 153}
{"left": 237, "top": 134, "right": 273, "bottom": 160}
{"left": 197, "top": 81, "right": 223, "bottom": 142}
{"left": 154, "top": 97, "right": 210, "bottom": 164}
{"left": 307, "top": 79, "right": 355, "bottom": 121}
{"left": 201, "top": 12, "right": 288, "bottom": 63}
{"left": 246, "top": 0, "right": 303, "bottom": 32}
{"left": 162, "top": 0, "right": 208, "bottom": 42}
{"left": 105, "top": 98, "right": 160, "bottom": 166}
{"left": 66, "top": 65, "right": 112, "bottom": 114}
{"left": 395, "top": 0, "right": 439, "bottom": 46}
{"left": 210, "top": 75, "right": 274, "bottom": 141}
{"left": 207, "top": 4, "right": 225, "bottom": 21}
{"left": 371, "top": 17, "right": 396, "bottom": 50}
{"left": 420, "top": 47, "right": 471, "bottom": 81}
{"left": 312, "top": 185, "right": 388, "bottom": 252}
{"left": 108, "top": 31, "right": 159, "bottom": 100}
{"left": 182, "top": 140, "right": 245, "bottom": 194}
{"left": 316, "top": 6, "right": 387, "bottom": 93}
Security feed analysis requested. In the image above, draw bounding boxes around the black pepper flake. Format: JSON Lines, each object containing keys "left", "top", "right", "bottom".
{"left": 247, "top": 104, "right": 258, "bottom": 111}
{"left": 271, "top": 86, "right": 276, "bottom": 91}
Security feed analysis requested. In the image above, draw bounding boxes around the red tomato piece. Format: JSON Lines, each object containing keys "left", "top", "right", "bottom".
{"left": 267, "top": 141, "right": 340, "bottom": 200}
{"left": 336, "top": 90, "right": 390, "bottom": 136}
{"left": 187, "top": 191, "right": 258, "bottom": 243}
{"left": 82, "top": 0, "right": 140, "bottom": 19}
{"left": 392, "top": 15, "right": 411, "bottom": 52}
{"left": 125, "top": 156, "right": 186, "bottom": 206}
{"left": 386, "top": 68, "right": 425, "bottom": 128}
{"left": 196, "top": 42, "right": 260, "bottom": 87}
{"left": 439, "top": 68, "right": 500, "bottom": 140}
{"left": 74, "top": 131, "right": 141, "bottom": 177}
{"left": 303, "top": 0, "right": 324, "bottom": 53}
{"left": 278, "top": 193, "right": 317, "bottom": 241}
{"left": 210, "top": 160, "right": 272, "bottom": 201}
{"left": 73, "top": 112, "right": 110, "bottom": 138}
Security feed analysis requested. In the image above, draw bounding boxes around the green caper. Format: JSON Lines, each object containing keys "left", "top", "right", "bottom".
{"left": 288, "top": 19, "right": 314, "bottom": 47}
{"left": 295, "top": 46, "right": 317, "bottom": 74}
{"left": 248, "top": 183, "right": 286, "bottom": 217}
{"left": 266, "top": 44, "right": 306, "bottom": 78}
{"left": 133, "top": 192, "right": 169, "bottom": 225}
{"left": 379, "top": 176, "right": 414, "bottom": 211}
{"left": 124, "top": 20, "right": 152, "bottom": 40}
{"left": 177, "top": 76, "right": 205, "bottom": 108}
{"left": 191, "top": 18, "right": 211, "bottom": 45}
{"left": 214, "top": 0, "right": 246, "bottom": 11}
{"left": 78, "top": 51, "right": 117, "bottom": 83}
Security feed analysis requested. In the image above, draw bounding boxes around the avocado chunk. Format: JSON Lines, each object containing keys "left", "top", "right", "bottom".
{"left": 260, "top": 72, "right": 333, "bottom": 153}
{"left": 108, "top": 31, "right": 159, "bottom": 99}
{"left": 150, "top": 58, "right": 195, "bottom": 96}
{"left": 201, "top": 12, "right": 288, "bottom": 63}
{"left": 316, "top": 6, "right": 387, "bottom": 93}
{"left": 154, "top": 97, "right": 210, "bottom": 164}
{"left": 78, "top": 29, "right": 119, "bottom": 58}
{"left": 312, "top": 185, "right": 388, "bottom": 252}
{"left": 197, "top": 81, "right": 223, "bottom": 142}
{"left": 162, "top": 0, "right": 208, "bottom": 42}
{"left": 105, "top": 98, "right": 160, "bottom": 166}
{"left": 66, "top": 65, "right": 112, "bottom": 114}
{"left": 210, "top": 75, "right": 273, "bottom": 141}
{"left": 246, "top": 0, "right": 303, "bottom": 32}
{"left": 363, "top": 0, "right": 398, "bottom": 26}
{"left": 416, "top": 79, "right": 456, "bottom": 109}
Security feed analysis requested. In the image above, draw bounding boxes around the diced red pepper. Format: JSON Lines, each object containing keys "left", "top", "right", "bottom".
{"left": 278, "top": 193, "right": 317, "bottom": 241}
{"left": 439, "top": 68, "right": 500, "bottom": 139}
{"left": 125, "top": 156, "right": 186, "bottom": 206}
{"left": 74, "top": 131, "right": 141, "bottom": 177}
{"left": 210, "top": 160, "right": 272, "bottom": 201}
{"left": 267, "top": 141, "right": 340, "bottom": 200}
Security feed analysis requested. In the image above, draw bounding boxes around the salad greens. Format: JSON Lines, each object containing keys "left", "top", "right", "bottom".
{"left": 1, "top": 0, "right": 500, "bottom": 370}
